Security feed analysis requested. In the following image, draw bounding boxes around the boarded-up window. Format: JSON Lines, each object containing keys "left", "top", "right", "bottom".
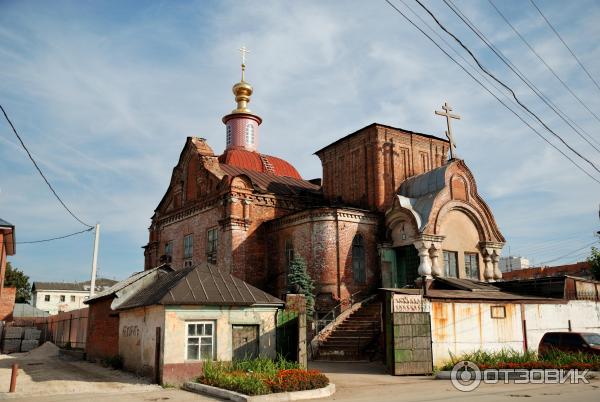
{"left": 352, "top": 234, "right": 366, "bottom": 284}
{"left": 490, "top": 306, "right": 506, "bottom": 319}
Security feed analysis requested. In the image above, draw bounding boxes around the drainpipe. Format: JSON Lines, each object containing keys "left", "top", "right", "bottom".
{"left": 335, "top": 211, "right": 341, "bottom": 300}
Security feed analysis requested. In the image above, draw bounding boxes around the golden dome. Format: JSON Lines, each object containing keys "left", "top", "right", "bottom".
{"left": 231, "top": 79, "right": 253, "bottom": 114}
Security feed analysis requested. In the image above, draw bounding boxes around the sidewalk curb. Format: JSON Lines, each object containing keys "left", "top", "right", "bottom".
{"left": 183, "top": 382, "right": 335, "bottom": 401}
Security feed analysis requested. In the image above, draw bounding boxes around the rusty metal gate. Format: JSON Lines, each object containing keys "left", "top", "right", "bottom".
{"left": 392, "top": 312, "right": 432, "bottom": 375}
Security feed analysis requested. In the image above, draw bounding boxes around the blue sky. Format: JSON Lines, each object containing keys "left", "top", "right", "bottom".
{"left": 1, "top": 0, "right": 599, "bottom": 284}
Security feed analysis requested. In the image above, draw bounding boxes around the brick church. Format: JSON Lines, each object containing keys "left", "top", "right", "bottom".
{"left": 143, "top": 63, "right": 505, "bottom": 315}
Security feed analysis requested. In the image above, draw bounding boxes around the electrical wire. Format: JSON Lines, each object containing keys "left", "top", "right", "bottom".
{"left": 444, "top": 0, "right": 600, "bottom": 154}
{"left": 0, "top": 103, "right": 93, "bottom": 228}
{"left": 489, "top": 0, "right": 600, "bottom": 132}
{"left": 538, "top": 239, "right": 598, "bottom": 266}
{"left": 530, "top": 0, "right": 600, "bottom": 94}
{"left": 382, "top": 0, "right": 600, "bottom": 185}
{"left": 16, "top": 227, "right": 94, "bottom": 244}
{"left": 414, "top": 0, "right": 600, "bottom": 176}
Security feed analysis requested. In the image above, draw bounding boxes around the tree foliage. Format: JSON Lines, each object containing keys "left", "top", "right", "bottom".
{"left": 287, "top": 257, "right": 315, "bottom": 316}
{"left": 588, "top": 246, "right": 600, "bottom": 281}
{"left": 4, "top": 262, "right": 31, "bottom": 303}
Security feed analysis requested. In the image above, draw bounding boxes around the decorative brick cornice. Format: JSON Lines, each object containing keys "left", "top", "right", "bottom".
{"left": 266, "top": 207, "right": 379, "bottom": 231}
{"left": 219, "top": 216, "right": 251, "bottom": 231}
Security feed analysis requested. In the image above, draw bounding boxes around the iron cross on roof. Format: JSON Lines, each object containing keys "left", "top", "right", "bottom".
{"left": 239, "top": 45, "right": 250, "bottom": 80}
{"left": 435, "top": 101, "right": 461, "bottom": 159}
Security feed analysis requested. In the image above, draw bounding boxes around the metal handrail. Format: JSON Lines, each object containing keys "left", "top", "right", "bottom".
{"left": 314, "top": 290, "right": 367, "bottom": 333}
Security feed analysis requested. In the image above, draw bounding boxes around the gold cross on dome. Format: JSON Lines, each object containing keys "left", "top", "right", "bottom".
{"left": 435, "top": 101, "right": 461, "bottom": 159}
{"left": 238, "top": 46, "right": 250, "bottom": 80}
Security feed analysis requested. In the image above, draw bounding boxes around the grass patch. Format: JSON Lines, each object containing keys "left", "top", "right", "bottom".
{"left": 198, "top": 356, "right": 328, "bottom": 396}
{"left": 438, "top": 349, "right": 600, "bottom": 371}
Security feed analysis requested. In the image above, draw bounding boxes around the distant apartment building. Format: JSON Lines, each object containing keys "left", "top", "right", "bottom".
{"left": 31, "top": 278, "right": 117, "bottom": 315}
{"left": 499, "top": 256, "right": 530, "bottom": 272}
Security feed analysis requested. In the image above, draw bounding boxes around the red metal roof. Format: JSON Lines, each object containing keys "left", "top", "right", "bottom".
{"left": 218, "top": 149, "right": 302, "bottom": 179}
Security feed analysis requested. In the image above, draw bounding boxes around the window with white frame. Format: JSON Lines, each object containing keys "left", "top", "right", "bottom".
{"left": 44, "top": 294, "right": 50, "bottom": 302}
{"left": 186, "top": 322, "right": 214, "bottom": 360}
{"left": 245, "top": 123, "right": 254, "bottom": 145}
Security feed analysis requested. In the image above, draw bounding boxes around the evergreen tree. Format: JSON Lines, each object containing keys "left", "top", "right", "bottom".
{"left": 287, "top": 256, "right": 315, "bottom": 316}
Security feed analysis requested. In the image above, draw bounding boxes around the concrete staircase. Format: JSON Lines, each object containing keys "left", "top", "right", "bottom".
{"left": 314, "top": 301, "right": 381, "bottom": 361}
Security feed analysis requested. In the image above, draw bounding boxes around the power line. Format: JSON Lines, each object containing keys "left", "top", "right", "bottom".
{"left": 414, "top": 0, "right": 600, "bottom": 176}
{"left": 538, "top": 239, "right": 598, "bottom": 266}
{"left": 0, "top": 103, "right": 93, "bottom": 228}
{"left": 489, "top": 0, "right": 600, "bottom": 133}
{"left": 382, "top": 0, "right": 600, "bottom": 185}
{"left": 16, "top": 227, "right": 94, "bottom": 244}
{"left": 444, "top": 0, "right": 600, "bottom": 154}
{"left": 530, "top": 0, "right": 600, "bottom": 94}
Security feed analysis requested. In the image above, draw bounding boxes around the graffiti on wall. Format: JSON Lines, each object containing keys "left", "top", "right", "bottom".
{"left": 122, "top": 325, "right": 140, "bottom": 337}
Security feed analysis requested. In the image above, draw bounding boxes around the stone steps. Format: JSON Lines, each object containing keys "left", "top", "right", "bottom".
{"left": 314, "top": 300, "right": 382, "bottom": 361}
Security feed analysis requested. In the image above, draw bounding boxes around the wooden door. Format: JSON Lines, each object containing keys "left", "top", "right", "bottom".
{"left": 232, "top": 325, "right": 259, "bottom": 360}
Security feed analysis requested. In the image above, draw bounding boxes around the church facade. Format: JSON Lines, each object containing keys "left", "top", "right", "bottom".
{"left": 143, "top": 66, "right": 505, "bottom": 316}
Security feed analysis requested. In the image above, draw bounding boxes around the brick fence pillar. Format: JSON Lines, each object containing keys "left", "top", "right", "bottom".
{"left": 285, "top": 294, "right": 307, "bottom": 368}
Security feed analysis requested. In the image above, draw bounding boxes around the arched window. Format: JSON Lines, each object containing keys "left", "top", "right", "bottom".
{"left": 352, "top": 234, "right": 366, "bottom": 284}
{"left": 285, "top": 239, "right": 294, "bottom": 271}
{"left": 226, "top": 125, "right": 232, "bottom": 145}
{"left": 245, "top": 123, "right": 254, "bottom": 145}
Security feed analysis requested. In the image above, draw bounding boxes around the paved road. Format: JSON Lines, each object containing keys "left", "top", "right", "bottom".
{"left": 310, "top": 361, "right": 600, "bottom": 402}
{"left": 2, "top": 360, "right": 599, "bottom": 401}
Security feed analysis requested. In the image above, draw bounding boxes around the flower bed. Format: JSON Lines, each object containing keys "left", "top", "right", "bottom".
{"left": 198, "top": 357, "right": 329, "bottom": 396}
{"left": 439, "top": 349, "right": 600, "bottom": 371}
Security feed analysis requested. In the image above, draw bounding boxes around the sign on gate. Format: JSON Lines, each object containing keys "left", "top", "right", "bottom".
{"left": 391, "top": 294, "right": 429, "bottom": 313}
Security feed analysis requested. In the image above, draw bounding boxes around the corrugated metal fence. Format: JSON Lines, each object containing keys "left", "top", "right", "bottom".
{"left": 10, "top": 307, "right": 88, "bottom": 349}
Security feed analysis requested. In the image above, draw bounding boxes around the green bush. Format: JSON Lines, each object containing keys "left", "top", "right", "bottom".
{"left": 202, "top": 360, "right": 269, "bottom": 395}
{"left": 198, "top": 357, "right": 327, "bottom": 396}
{"left": 439, "top": 349, "right": 600, "bottom": 371}
{"left": 230, "top": 355, "right": 300, "bottom": 376}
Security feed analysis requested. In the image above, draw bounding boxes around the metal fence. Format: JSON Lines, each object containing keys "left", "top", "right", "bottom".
{"left": 10, "top": 307, "right": 88, "bottom": 349}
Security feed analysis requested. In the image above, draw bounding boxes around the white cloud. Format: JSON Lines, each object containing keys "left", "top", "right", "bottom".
{"left": 1, "top": 0, "right": 599, "bottom": 282}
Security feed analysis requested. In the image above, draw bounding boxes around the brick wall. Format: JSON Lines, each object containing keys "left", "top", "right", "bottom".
{"left": 316, "top": 124, "right": 449, "bottom": 212}
{"left": 0, "top": 287, "right": 16, "bottom": 321}
{"left": 502, "top": 262, "right": 592, "bottom": 280}
{"left": 266, "top": 207, "right": 380, "bottom": 312}
{"left": 86, "top": 297, "right": 119, "bottom": 361}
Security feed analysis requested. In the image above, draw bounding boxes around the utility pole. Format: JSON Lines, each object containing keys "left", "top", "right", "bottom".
{"left": 89, "top": 223, "right": 100, "bottom": 297}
